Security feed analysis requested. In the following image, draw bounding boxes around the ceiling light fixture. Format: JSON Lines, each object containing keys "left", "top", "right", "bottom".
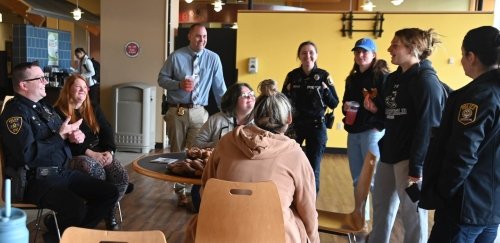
{"left": 71, "top": 0, "right": 83, "bottom": 21}
{"left": 0, "top": 13, "right": 2, "bottom": 23}
{"left": 391, "top": 0, "right": 404, "bottom": 6}
{"left": 212, "top": 0, "right": 225, "bottom": 12}
{"left": 361, "top": 0, "right": 376, "bottom": 11}
{"left": 185, "top": 0, "right": 193, "bottom": 3}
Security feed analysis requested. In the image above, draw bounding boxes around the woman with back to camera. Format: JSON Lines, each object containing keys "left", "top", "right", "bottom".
{"left": 282, "top": 41, "right": 339, "bottom": 193}
{"left": 422, "top": 26, "right": 500, "bottom": 243}
{"left": 189, "top": 82, "right": 255, "bottom": 212}
{"left": 54, "top": 74, "right": 129, "bottom": 230}
{"left": 343, "top": 37, "right": 389, "bottom": 227}
{"left": 365, "top": 28, "right": 447, "bottom": 243}
{"left": 185, "top": 79, "right": 319, "bottom": 243}
{"left": 74, "top": 47, "right": 99, "bottom": 104}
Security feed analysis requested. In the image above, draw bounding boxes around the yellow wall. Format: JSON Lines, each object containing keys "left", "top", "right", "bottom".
{"left": 236, "top": 11, "right": 493, "bottom": 149}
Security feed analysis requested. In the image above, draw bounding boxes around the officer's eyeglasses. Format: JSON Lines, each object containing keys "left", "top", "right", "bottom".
{"left": 240, "top": 91, "right": 255, "bottom": 99}
{"left": 23, "top": 76, "right": 47, "bottom": 83}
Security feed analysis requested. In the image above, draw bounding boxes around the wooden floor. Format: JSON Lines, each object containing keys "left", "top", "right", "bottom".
{"left": 30, "top": 152, "right": 435, "bottom": 243}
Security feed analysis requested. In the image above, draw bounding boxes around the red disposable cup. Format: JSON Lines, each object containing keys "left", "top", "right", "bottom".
{"left": 345, "top": 101, "right": 360, "bottom": 125}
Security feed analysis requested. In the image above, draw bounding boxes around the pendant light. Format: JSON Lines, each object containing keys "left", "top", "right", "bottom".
{"left": 361, "top": 0, "right": 376, "bottom": 11}
{"left": 71, "top": 0, "right": 84, "bottom": 21}
{"left": 391, "top": 0, "right": 404, "bottom": 6}
{"left": 212, "top": 0, "right": 225, "bottom": 12}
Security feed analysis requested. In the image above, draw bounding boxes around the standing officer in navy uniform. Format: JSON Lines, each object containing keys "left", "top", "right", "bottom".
{"left": 421, "top": 26, "right": 500, "bottom": 243}
{"left": 282, "top": 41, "right": 339, "bottom": 192}
{"left": 0, "top": 62, "right": 118, "bottom": 242}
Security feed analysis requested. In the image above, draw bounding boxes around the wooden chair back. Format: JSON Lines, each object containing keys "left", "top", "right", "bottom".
{"left": 60, "top": 226, "right": 167, "bottom": 243}
{"left": 352, "top": 151, "right": 377, "bottom": 225}
{"left": 1, "top": 95, "right": 14, "bottom": 113}
{"left": 317, "top": 151, "right": 377, "bottom": 236}
{"left": 195, "top": 178, "right": 285, "bottom": 243}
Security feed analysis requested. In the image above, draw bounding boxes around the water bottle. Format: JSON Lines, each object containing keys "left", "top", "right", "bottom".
{"left": 0, "top": 179, "right": 29, "bottom": 243}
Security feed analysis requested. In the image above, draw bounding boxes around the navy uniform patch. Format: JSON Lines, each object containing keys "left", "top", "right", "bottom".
{"left": 6, "top": 117, "right": 22, "bottom": 135}
{"left": 326, "top": 75, "right": 334, "bottom": 86}
{"left": 458, "top": 103, "right": 478, "bottom": 125}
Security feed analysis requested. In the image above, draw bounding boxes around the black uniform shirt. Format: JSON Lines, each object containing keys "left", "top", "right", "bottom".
{"left": 421, "top": 69, "right": 500, "bottom": 225}
{"left": 0, "top": 95, "right": 71, "bottom": 169}
{"left": 283, "top": 66, "right": 339, "bottom": 120}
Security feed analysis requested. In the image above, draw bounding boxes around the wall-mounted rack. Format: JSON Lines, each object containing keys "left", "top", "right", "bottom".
{"left": 341, "top": 12, "right": 384, "bottom": 38}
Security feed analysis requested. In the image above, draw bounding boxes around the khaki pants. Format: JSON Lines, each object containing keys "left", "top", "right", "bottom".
{"left": 164, "top": 106, "right": 208, "bottom": 152}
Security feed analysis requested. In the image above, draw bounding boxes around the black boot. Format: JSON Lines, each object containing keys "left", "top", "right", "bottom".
{"left": 125, "top": 182, "right": 134, "bottom": 194}
{"left": 43, "top": 232, "right": 60, "bottom": 243}
{"left": 44, "top": 213, "right": 57, "bottom": 233}
{"left": 105, "top": 211, "right": 120, "bottom": 231}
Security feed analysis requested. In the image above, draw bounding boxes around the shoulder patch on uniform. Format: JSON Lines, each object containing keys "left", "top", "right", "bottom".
{"left": 458, "top": 103, "right": 478, "bottom": 125}
{"left": 6, "top": 117, "right": 22, "bottom": 135}
{"left": 326, "top": 76, "right": 334, "bottom": 86}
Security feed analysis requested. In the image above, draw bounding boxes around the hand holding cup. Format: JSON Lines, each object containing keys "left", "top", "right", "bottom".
{"left": 344, "top": 101, "right": 360, "bottom": 125}
{"left": 181, "top": 75, "right": 197, "bottom": 92}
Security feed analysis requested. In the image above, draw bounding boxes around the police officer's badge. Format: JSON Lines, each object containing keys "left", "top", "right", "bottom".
{"left": 6, "top": 117, "right": 22, "bottom": 135}
{"left": 326, "top": 76, "right": 334, "bottom": 86}
{"left": 458, "top": 103, "right": 478, "bottom": 125}
{"left": 314, "top": 74, "right": 320, "bottom": 81}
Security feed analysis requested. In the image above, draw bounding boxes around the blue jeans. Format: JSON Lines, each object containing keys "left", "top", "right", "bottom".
{"left": 347, "top": 129, "right": 384, "bottom": 186}
{"left": 295, "top": 123, "right": 327, "bottom": 193}
{"left": 429, "top": 207, "right": 499, "bottom": 243}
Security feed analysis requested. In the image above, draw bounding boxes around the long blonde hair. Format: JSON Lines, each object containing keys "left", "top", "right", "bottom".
{"left": 54, "top": 74, "right": 100, "bottom": 134}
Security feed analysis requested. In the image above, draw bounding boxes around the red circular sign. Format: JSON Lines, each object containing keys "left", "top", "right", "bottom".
{"left": 125, "top": 41, "right": 140, "bottom": 57}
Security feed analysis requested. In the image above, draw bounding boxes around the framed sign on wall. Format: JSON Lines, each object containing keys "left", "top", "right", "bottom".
{"left": 124, "top": 41, "right": 140, "bottom": 58}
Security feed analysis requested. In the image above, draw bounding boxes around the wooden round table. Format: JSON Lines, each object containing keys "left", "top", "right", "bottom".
{"left": 132, "top": 152, "right": 202, "bottom": 185}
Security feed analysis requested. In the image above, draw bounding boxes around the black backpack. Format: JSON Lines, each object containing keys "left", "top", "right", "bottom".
{"left": 84, "top": 58, "right": 101, "bottom": 83}
{"left": 418, "top": 68, "right": 453, "bottom": 98}
{"left": 90, "top": 58, "right": 100, "bottom": 83}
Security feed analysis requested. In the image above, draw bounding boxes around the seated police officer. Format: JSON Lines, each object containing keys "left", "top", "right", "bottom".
{"left": 0, "top": 62, "right": 118, "bottom": 242}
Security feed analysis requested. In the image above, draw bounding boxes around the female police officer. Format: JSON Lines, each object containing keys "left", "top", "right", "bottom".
{"left": 282, "top": 41, "right": 339, "bottom": 192}
{"left": 422, "top": 26, "right": 500, "bottom": 243}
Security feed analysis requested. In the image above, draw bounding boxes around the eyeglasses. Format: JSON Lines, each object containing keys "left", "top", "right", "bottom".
{"left": 23, "top": 76, "right": 47, "bottom": 82}
{"left": 240, "top": 91, "right": 255, "bottom": 99}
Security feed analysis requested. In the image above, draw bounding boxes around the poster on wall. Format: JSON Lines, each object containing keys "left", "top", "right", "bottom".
{"left": 48, "top": 32, "right": 59, "bottom": 66}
